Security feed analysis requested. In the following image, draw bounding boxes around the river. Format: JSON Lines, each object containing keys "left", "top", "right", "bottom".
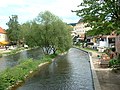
{"left": 17, "top": 48, "right": 94, "bottom": 90}
{"left": 0, "top": 48, "right": 44, "bottom": 72}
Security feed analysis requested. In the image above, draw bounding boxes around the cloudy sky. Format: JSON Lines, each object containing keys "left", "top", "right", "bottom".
{"left": 0, "top": 0, "right": 82, "bottom": 29}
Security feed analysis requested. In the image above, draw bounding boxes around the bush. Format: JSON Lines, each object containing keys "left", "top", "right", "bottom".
{"left": 109, "top": 59, "right": 120, "bottom": 68}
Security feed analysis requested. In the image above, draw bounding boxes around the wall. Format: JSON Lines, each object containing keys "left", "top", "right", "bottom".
{"left": 116, "top": 35, "right": 120, "bottom": 53}
{"left": 0, "top": 33, "right": 7, "bottom": 42}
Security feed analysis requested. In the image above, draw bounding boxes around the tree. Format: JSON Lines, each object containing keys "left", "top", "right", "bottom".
{"left": 73, "top": 0, "right": 120, "bottom": 36}
{"left": 20, "top": 21, "right": 39, "bottom": 47}
{"left": 21, "top": 11, "right": 72, "bottom": 54}
{"left": 6, "top": 15, "right": 20, "bottom": 44}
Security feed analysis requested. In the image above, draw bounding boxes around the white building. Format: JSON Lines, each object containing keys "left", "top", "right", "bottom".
{"left": 0, "top": 27, "right": 8, "bottom": 46}
{"left": 72, "top": 19, "right": 91, "bottom": 41}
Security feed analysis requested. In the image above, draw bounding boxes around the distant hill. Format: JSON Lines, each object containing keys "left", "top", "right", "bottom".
{"left": 68, "top": 23, "right": 77, "bottom": 26}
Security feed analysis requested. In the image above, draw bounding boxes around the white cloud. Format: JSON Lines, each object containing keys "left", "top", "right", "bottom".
{"left": 0, "top": 0, "right": 25, "bottom": 7}
{"left": 0, "top": 0, "right": 82, "bottom": 29}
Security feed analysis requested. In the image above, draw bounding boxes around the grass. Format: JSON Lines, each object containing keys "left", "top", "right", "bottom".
{"left": 3, "top": 47, "right": 25, "bottom": 55}
{"left": 0, "top": 54, "right": 57, "bottom": 90}
{"left": 73, "top": 45, "right": 98, "bottom": 52}
{"left": 0, "top": 53, "right": 2, "bottom": 58}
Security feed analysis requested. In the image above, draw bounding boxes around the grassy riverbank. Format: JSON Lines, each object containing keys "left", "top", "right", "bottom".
{"left": 1, "top": 47, "right": 28, "bottom": 56}
{"left": 73, "top": 46, "right": 98, "bottom": 52}
{"left": 0, "top": 54, "right": 57, "bottom": 90}
{"left": 0, "top": 53, "right": 2, "bottom": 58}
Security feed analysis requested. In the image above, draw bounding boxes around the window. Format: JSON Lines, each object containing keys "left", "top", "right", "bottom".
{"left": 109, "top": 38, "right": 115, "bottom": 43}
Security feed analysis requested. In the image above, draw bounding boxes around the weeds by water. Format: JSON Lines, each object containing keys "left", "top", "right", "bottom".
{"left": 0, "top": 54, "right": 57, "bottom": 90}
{"left": 3, "top": 47, "right": 25, "bottom": 55}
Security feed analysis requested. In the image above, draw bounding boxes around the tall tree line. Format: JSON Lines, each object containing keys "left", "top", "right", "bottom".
{"left": 7, "top": 11, "right": 72, "bottom": 54}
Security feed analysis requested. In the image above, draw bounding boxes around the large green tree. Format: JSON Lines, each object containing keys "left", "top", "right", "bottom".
{"left": 20, "top": 21, "right": 40, "bottom": 47}
{"left": 6, "top": 15, "right": 21, "bottom": 44}
{"left": 74, "top": 0, "right": 120, "bottom": 36}
{"left": 21, "top": 11, "right": 72, "bottom": 54}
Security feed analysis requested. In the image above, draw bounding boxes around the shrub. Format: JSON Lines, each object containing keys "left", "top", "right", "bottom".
{"left": 109, "top": 59, "right": 120, "bottom": 68}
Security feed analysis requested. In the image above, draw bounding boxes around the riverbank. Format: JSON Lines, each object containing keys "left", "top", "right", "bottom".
{"left": 0, "top": 54, "right": 54, "bottom": 90}
{"left": 0, "top": 47, "right": 30, "bottom": 57}
{"left": 80, "top": 47, "right": 120, "bottom": 90}
{"left": 15, "top": 48, "right": 93, "bottom": 90}
{"left": 0, "top": 48, "right": 67, "bottom": 90}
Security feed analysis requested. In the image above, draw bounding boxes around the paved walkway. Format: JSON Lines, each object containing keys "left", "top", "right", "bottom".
{"left": 91, "top": 51, "right": 120, "bottom": 90}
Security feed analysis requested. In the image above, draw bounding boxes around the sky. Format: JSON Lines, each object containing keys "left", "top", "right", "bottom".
{"left": 0, "top": 0, "right": 83, "bottom": 29}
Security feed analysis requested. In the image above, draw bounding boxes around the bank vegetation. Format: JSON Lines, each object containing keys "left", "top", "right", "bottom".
{"left": 0, "top": 53, "right": 58, "bottom": 90}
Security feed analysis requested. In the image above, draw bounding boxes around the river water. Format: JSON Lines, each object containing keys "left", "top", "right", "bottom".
{"left": 17, "top": 48, "right": 94, "bottom": 90}
{"left": 0, "top": 48, "right": 44, "bottom": 72}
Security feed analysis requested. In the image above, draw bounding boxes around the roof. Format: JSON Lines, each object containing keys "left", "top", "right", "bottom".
{"left": 0, "top": 27, "right": 6, "bottom": 34}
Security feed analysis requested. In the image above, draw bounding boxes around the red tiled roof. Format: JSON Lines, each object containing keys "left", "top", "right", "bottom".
{"left": 0, "top": 27, "right": 6, "bottom": 34}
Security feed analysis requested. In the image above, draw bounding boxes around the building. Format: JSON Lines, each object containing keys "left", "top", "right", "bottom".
{"left": 115, "top": 35, "right": 120, "bottom": 54}
{"left": 98, "top": 35, "right": 116, "bottom": 48}
{"left": 0, "top": 27, "right": 9, "bottom": 46}
{"left": 72, "top": 19, "right": 91, "bottom": 42}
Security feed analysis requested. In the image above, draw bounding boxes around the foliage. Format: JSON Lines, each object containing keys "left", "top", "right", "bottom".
{"left": 0, "top": 53, "right": 2, "bottom": 58}
{"left": 109, "top": 59, "right": 120, "bottom": 68}
{"left": 74, "top": 0, "right": 120, "bottom": 36}
{"left": 0, "top": 55, "right": 54, "bottom": 90}
{"left": 20, "top": 21, "right": 40, "bottom": 47}
{"left": 3, "top": 47, "right": 25, "bottom": 55}
{"left": 20, "top": 11, "right": 72, "bottom": 54}
{"left": 6, "top": 15, "right": 21, "bottom": 43}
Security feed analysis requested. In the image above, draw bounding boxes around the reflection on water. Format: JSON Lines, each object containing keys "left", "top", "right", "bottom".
{"left": 0, "top": 48, "right": 44, "bottom": 72}
{"left": 17, "top": 48, "right": 94, "bottom": 90}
